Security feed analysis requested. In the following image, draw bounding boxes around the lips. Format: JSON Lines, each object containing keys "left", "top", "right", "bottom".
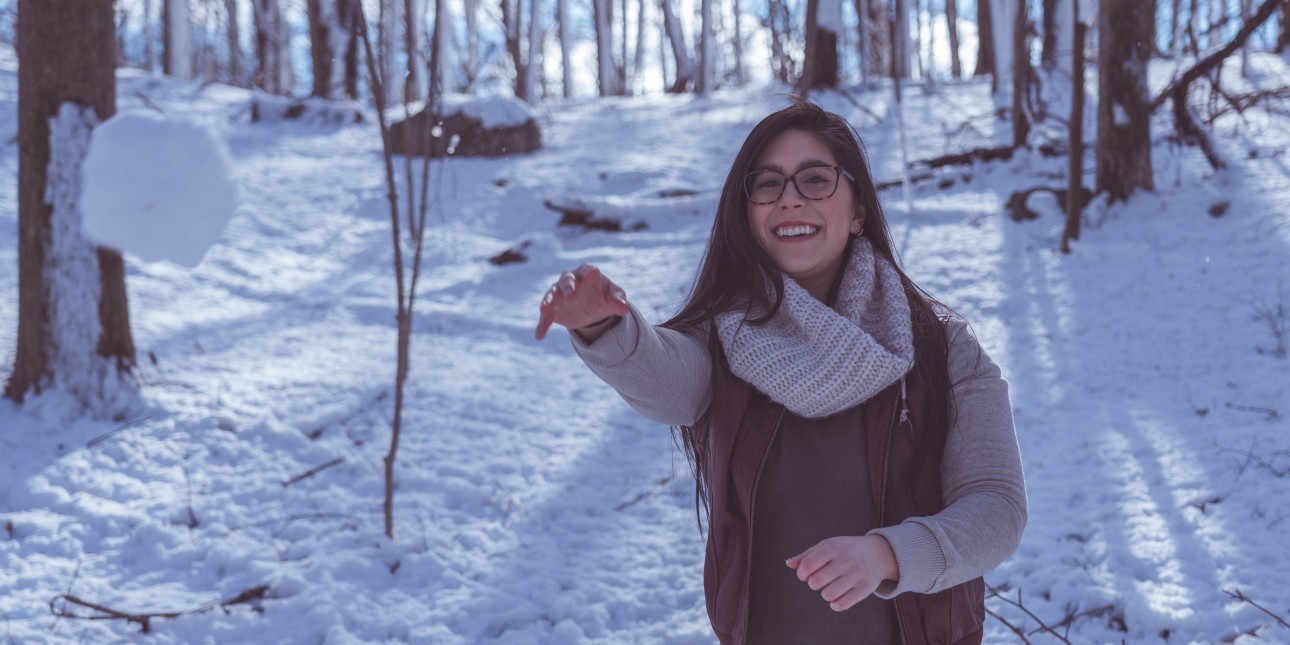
{"left": 774, "top": 224, "right": 820, "bottom": 238}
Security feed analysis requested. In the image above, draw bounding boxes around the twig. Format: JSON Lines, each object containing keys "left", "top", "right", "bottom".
{"left": 49, "top": 585, "right": 269, "bottom": 634}
{"left": 1224, "top": 402, "right": 1280, "bottom": 418}
{"left": 985, "top": 604, "right": 1034, "bottom": 644}
{"left": 282, "top": 457, "right": 345, "bottom": 487}
{"left": 86, "top": 414, "right": 152, "bottom": 448}
{"left": 1224, "top": 588, "right": 1290, "bottom": 628}
{"left": 614, "top": 474, "right": 677, "bottom": 512}
{"left": 985, "top": 584, "right": 1073, "bottom": 644}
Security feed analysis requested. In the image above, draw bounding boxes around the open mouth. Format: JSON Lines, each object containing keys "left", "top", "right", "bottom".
{"left": 775, "top": 224, "right": 819, "bottom": 238}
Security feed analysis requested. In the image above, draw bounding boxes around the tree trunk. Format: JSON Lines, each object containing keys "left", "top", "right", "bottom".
{"left": 253, "top": 0, "right": 292, "bottom": 94}
{"left": 1096, "top": 0, "right": 1155, "bottom": 202}
{"left": 1279, "top": 0, "right": 1290, "bottom": 52}
{"left": 1042, "top": 0, "right": 1057, "bottom": 68}
{"left": 798, "top": 0, "right": 819, "bottom": 94}
{"left": 698, "top": 0, "right": 712, "bottom": 94}
{"left": 975, "top": 0, "right": 994, "bottom": 78}
{"left": 1169, "top": 0, "right": 1182, "bottom": 56}
{"left": 503, "top": 0, "right": 525, "bottom": 98}
{"left": 660, "top": 0, "right": 693, "bottom": 91}
{"left": 557, "top": 0, "right": 571, "bottom": 96}
{"left": 524, "top": 0, "right": 541, "bottom": 102}
{"left": 226, "top": 0, "right": 243, "bottom": 86}
{"left": 593, "top": 0, "right": 617, "bottom": 95}
{"left": 404, "top": 0, "right": 426, "bottom": 101}
{"left": 620, "top": 0, "right": 629, "bottom": 92}
{"left": 1063, "top": 16, "right": 1087, "bottom": 252}
{"left": 893, "top": 0, "right": 910, "bottom": 78}
{"left": 9, "top": 0, "right": 137, "bottom": 415}
{"left": 731, "top": 0, "right": 745, "bottom": 85}
{"left": 635, "top": 0, "right": 648, "bottom": 91}
{"left": 770, "top": 0, "right": 790, "bottom": 83}
{"left": 164, "top": 0, "right": 192, "bottom": 78}
{"left": 912, "top": 0, "right": 924, "bottom": 78}
{"left": 989, "top": 0, "right": 1015, "bottom": 104}
{"left": 940, "top": 0, "right": 959, "bottom": 78}
{"left": 144, "top": 0, "right": 157, "bottom": 72}
{"left": 1012, "top": 0, "right": 1029, "bottom": 146}
{"left": 863, "top": 0, "right": 890, "bottom": 78}
{"left": 379, "top": 0, "right": 400, "bottom": 103}
{"left": 814, "top": 0, "right": 840, "bottom": 88}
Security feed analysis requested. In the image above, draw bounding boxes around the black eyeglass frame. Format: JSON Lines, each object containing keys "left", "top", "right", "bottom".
{"left": 743, "top": 165, "right": 857, "bottom": 205}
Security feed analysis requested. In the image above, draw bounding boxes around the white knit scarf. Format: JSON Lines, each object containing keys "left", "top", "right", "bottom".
{"left": 714, "top": 237, "right": 915, "bottom": 419}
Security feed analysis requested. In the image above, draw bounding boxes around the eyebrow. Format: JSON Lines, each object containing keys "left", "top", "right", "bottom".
{"left": 752, "top": 159, "right": 834, "bottom": 174}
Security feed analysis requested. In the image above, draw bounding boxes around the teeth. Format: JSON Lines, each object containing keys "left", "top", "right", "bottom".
{"left": 776, "top": 225, "right": 818, "bottom": 238}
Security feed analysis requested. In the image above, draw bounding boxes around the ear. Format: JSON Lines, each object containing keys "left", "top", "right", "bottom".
{"left": 851, "top": 203, "right": 866, "bottom": 235}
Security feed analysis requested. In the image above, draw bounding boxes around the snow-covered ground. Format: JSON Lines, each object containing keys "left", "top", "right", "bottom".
{"left": 2, "top": 45, "right": 1289, "bottom": 643}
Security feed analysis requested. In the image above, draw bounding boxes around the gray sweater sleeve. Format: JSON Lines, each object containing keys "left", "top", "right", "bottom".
{"left": 869, "top": 317, "right": 1028, "bottom": 598}
{"left": 569, "top": 303, "right": 713, "bottom": 426}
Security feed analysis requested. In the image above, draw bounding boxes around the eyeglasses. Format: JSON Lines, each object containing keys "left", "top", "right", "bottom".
{"left": 743, "top": 166, "right": 856, "bottom": 205}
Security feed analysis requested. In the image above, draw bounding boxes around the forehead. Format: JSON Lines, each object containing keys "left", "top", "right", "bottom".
{"left": 753, "top": 129, "right": 837, "bottom": 169}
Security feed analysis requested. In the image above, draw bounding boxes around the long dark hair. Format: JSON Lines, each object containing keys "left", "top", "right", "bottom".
{"left": 664, "top": 98, "right": 953, "bottom": 526}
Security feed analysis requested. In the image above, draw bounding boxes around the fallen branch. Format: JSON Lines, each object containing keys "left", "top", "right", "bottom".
{"left": 1224, "top": 588, "right": 1290, "bottom": 629}
{"left": 49, "top": 585, "right": 269, "bottom": 634}
{"left": 1224, "top": 402, "right": 1280, "bottom": 418}
{"left": 282, "top": 457, "right": 345, "bottom": 487}
{"left": 918, "top": 145, "right": 1017, "bottom": 169}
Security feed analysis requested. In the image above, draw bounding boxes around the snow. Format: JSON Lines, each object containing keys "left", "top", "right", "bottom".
{"left": 2, "top": 48, "right": 1290, "bottom": 643}
{"left": 80, "top": 110, "right": 238, "bottom": 268}
{"left": 442, "top": 94, "right": 538, "bottom": 128}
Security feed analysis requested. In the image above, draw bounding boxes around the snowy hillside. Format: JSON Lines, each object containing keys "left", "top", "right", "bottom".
{"left": 2, "top": 46, "right": 1289, "bottom": 643}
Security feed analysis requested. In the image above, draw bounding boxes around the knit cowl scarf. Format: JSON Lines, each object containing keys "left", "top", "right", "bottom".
{"left": 714, "top": 237, "right": 916, "bottom": 419}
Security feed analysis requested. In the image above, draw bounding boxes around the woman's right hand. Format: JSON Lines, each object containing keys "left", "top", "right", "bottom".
{"left": 534, "top": 264, "right": 631, "bottom": 341}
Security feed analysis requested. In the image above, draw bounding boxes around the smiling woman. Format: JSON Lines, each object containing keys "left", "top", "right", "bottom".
{"left": 534, "top": 98, "right": 1027, "bottom": 645}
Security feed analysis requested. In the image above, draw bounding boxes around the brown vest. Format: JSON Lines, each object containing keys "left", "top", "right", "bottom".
{"left": 694, "top": 330, "right": 985, "bottom": 645}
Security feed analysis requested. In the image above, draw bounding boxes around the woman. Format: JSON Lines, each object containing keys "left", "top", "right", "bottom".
{"left": 534, "top": 99, "right": 1026, "bottom": 645}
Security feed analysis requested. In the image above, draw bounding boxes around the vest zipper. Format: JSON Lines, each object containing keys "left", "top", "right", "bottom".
{"left": 740, "top": 407, "right": 785, "bottom": 645}
{"left": 879, "top": 383, "right": 910, "bottom": 645}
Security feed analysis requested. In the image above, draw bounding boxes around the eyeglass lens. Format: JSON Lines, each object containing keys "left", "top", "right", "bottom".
{"left": 745, "top": 167, "right": 840, "bottom": 204}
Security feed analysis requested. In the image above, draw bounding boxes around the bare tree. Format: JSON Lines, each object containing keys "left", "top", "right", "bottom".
{"left": 1279, "top": 0, "right": 1290, "bottom": 52}
{"left": 946, "top": 0, "right": 961, "bottom": 77}
{"left": 731, "top": 0, "right": 745, "bottom": 85}
{"left": 404, "top": 0, "right": 426, "bottom": 101}
{"left": 163, "top": 0, "right": 193, "bottom": 78}
{"left": 226, "top": 0, "right": 244, "bottom": 86}
{"left": 557, "top": 0, "right": 572, "bottom": 96}
{"left": 1011, "top": 0, "right": 1029, "bottom": 146}
{"left": 1096, "top": 0, "right": 1155, "bottom": 202}
{"left": 1062, "top": 2, "right": 1088, "bottom": 253}
{"left": 697, "top": 0, "right": 713, "bottom": 93}
{"left": 858, "top": 0, "right": 890, "bottom": 79}
{"left": 144, "top": 0, "right": 157, "bottom": 72}
{"left": 975, "top": 0, "right": 994, "bottom": 78}
{"left": 253, "top": 0, "right": 292, "bottom": 94}
{"left": 800, "top": 0, "right": 840, "bottom": 91}
{"left": 593, "top": 0, "right": 619, "bottom": 94}
{"left": 659, "top": 0, "right": 693, "bottom": 91}
{"left": 8, "top": 0, "right": 137, "bottom": 416}
{"left": 465, "top": 0, "right": 481, "bottom": 90}
{"left": 308, "top": 0, "right": 358, "bottom": 98}
{"left": 524, "top": 0, "right": 542, "bottom": 102}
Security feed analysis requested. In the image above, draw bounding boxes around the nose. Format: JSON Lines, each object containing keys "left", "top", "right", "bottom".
{"left": 779, "top": 178, "right": 805, "bottom": 207}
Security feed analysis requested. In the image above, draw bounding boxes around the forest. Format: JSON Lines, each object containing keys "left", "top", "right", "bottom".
{"left": 2, "top": 0, "right": 1289, "bottom": 643}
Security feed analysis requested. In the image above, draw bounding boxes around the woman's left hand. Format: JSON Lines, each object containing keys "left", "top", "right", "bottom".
{"left": 785, "top": 535, "right": 899, "bottom": 612}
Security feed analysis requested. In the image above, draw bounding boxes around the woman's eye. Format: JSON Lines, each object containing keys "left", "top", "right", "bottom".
{"left": 802, "top": 173, "right": 828, "bottom": 184}
{"left": 757, "top": 178, "right": 784, "bottom": 189}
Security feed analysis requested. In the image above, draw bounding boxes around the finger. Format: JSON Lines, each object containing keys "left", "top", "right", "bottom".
{"left": 557, "top": 271, "right": 577, "bottom": 295}
{"left": 785, "top": 555, "right": 801, "bottom": 569}
{"left": 818, "top": 575, "right": 852, "bottom": 602}
{"left": 535, "top": 290, "right": 558, "bottom": 340}
{"left": 806, "top": 563, "right": 843, "bottom": 592}
{"left": 606, "top": 285, "right": 630, "bottom": 315}
{"left": 793, "top": 547, "right": 832, "bottom": 582}
{"left": 828, "top": 587, "right": 869, "bottom": 613}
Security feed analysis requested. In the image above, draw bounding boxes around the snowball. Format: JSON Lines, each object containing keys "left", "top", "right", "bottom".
{"left": 80, "top": 111, "right": 238, "bottom": 268}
